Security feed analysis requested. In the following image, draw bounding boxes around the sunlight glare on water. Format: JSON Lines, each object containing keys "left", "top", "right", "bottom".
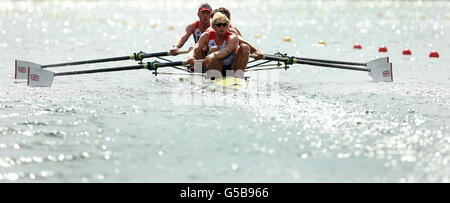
{"left": 1, "top": 0, "right": 449, "bottom": 182}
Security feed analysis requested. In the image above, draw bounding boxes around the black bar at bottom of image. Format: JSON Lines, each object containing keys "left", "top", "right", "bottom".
{"left": 137, "top": 183, "right": 304, "bottom": 201}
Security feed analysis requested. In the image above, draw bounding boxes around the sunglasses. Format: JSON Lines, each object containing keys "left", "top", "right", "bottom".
{"left": 214, "top": 22, "right": 228, "bottom": 27}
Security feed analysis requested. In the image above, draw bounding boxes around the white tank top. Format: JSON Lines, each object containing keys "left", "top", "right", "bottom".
{"left": 207, "top": 30, "right": 235, "bottom": 67}
{"left": 193, "top": 21, "right": 202, "bottom": 43}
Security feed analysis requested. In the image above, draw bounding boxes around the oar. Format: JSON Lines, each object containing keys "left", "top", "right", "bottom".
{"left": 27, "top": 61, "right": 189, "bottom": 87}
{"left": 251, "top": 54, "right": 393, "bottom": 82}
{"left": 293, "top": 56, "right": 366, "bottom": 66}
{"left": 265, "top": 53, "right": 376, "bottom": 67}
{"left": 15, "top": 50, "right": 189, "bottom": 80}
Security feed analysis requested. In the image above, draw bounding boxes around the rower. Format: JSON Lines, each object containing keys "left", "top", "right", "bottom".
{"left": 169, "top": 3, "right": 213, "bottom": 56}
{"left": 209, "top": 7, "right": 264, "bottom": 60}
{"left": 187, "top": 12, "right": 249, "bottom": 79}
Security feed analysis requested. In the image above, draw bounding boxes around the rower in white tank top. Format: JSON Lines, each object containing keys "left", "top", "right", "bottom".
{"left": 206, "top": 30, "right": 236, "bottom": 68}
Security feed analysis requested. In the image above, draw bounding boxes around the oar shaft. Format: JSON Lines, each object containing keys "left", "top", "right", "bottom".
{"left": 141, "top": 52, "right": 171, "bottom": 58}
{"left": 42, "top": 50, "right": 189, "bottom": 68}
{"left": 262, "top": 54, "right": 366, "bottom": 66}
{"left": 154, "top": 61, "right": 187, "bottom": 68}
{"left": 296, "top": 59, "right": 369, "bottom": 72}
{"left": 53, "top": 61, "right": 188, "bottom": 76}
{"left": 294, "top": 57, "right": 366, "bottom": 66}
{"left": 43, "top": 56, "right": 131, "bottom": 68}
{"left": 54, "top": 65, "right": 145, "bottom": 76}
{"left": 258, "top": 55, "right": 369, "bottom": 72}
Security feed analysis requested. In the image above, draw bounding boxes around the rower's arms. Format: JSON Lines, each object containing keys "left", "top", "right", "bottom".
{"left": 187, "top": 32, "right": 210, "bottom": 65}
{"left": 205, "top": 34, "right": 239, "bottom": 63}
{"left": 170, "top": 23, "right": 195, "bottom": 55}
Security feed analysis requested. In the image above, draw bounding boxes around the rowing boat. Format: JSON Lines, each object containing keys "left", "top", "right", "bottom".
{"left": 14, "top": 50, "right": 393, "bottom": 89}
{"left": 213, "top": 77, "right": 247, "bottom": 90}
{"left": 192, "top": 60, "right": 248, "bottom": 91}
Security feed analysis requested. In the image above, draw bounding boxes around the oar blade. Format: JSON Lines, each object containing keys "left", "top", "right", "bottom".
{"left": 15, "top": 60, "right": 42, "bottom": 80}
{"left": 27, "top": 67, "right": 55, "bottom": 87}
{"left": 369, "top": 62, "right": 393, "bottom": 82}
{"left": 366, "top": 57, "right": 388, "bottom": 76}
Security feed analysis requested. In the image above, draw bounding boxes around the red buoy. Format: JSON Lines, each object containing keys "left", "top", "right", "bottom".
{"left": 402, "top": 49, "right": 412, "bottom": 55}
{"left": 378, "top": 46, "right": 388, "bottom": 52}
{"left": 429, "top": 51, "right": 439, "bottom": 58}
{"left": 353, "top": 43, "right": 362, "bottom": 49}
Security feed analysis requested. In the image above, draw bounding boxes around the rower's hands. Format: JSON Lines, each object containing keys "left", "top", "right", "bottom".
{"left": 253, "top": 50, "right": 264, "bottom": 60}
{"left": 187, "top": 56, "right": 195, "bottom": 66}
{"left": 169, "top": 46, "right": 179, "bottom": 55}
{"left": 204, "top": 54, "right": 214, "bottom": 66}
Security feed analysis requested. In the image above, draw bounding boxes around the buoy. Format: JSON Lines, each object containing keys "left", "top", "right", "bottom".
{"left": 255, "top": 34, "right": 262, "bottom": 39}
{"left": 429, "top": 51, "right": 439, "bottom": 58}
{"left": 353, "top": 43, "right": 362, "bottom": 49}
{"left": 378, "top": 46, "right": 388, "bottom": 52}
{"left": 318, "top": 40, "right": 326, "bottom": 45}
{"left": 402, "top": 49, "right": 412, "bottom": 55}
{"left": 151, "top": 23, "right": 157, "bottom": 28}
{"left": 284, "top": 37, "right": 291, "bottom": 42}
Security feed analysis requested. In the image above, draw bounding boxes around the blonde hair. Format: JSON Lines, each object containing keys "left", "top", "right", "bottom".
{"left": 211, "top": 12, "right": 230, "bottom": 26}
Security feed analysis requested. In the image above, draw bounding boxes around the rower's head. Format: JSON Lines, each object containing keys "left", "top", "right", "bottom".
{"left": 211, "top": 12, "right": 230, "bottom": 35}
{"left": 211, "top": 7, "right": 231, "bottom": 20}
{"left": 197, "top": 3, "right": 212, "bottom": 23}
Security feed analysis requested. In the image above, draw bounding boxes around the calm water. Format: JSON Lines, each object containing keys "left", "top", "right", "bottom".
{"left": 1, "top": 0, "right": 449, "bottom": 182}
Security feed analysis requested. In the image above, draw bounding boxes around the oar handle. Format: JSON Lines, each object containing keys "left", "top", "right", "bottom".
{"left": 175, "top": 50, "right": 190, "bottom": 55}
{"left": 250, "top": 54, "right": 284, "bottom": 61}
{"left": 249, "top": 54, "right": 259, "bottom": 59}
